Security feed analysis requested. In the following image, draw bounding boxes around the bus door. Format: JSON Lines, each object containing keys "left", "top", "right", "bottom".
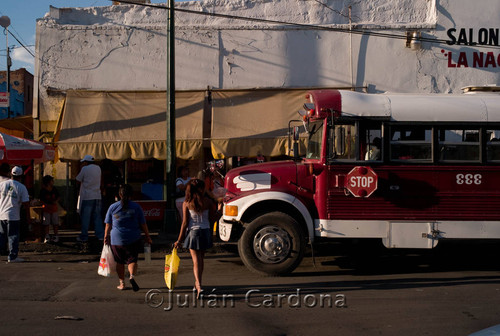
{"left": 325, "top": 119, "right": 386, "bottom": 220}
{"left": 324, "top": 121, "right": 440, "bottom": 247}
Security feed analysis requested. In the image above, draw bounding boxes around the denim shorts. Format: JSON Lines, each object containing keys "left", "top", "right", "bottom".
{"left": 183, "top": 228, "right": 213, "bottom": 250}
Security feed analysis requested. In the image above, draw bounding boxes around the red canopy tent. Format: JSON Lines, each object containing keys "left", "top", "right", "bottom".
{"left": 0, "top": 132, "right": 55, "bottom": 165}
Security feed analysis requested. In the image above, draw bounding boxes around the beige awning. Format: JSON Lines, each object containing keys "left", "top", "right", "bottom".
{"left": 211, "top": 90, "right": 308, "bottom": 159}
{"left": 0, "top": 115, "right": 33, "bottom": 138}
{"left": 57, "top": 90, "right": 204, "bottom": 161}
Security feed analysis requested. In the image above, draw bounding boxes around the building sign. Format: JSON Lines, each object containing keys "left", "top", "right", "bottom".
{"left": 0, "top": 92, "right": 9, "bottom": 108}
{"left": 444, "top": 28, "right": 500, "bottom": 68}
{"left": 447, "top": 28, "right": 499, "bottom": 46}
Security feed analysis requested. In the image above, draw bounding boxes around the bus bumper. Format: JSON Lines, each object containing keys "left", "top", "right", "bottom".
{"left": 219, "top": 218, "right": 243, "bottom": 242}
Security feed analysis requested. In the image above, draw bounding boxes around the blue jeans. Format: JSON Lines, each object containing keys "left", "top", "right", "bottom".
{"left": 79, "top": 199, "right": 103, "bottom": 241}
{"left": 0, "top": 220, "right": 20, "bottom": 261}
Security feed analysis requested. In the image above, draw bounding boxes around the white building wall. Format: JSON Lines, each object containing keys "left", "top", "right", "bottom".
{"left": 35, "top": 0, "right": 500, "bottom": 121}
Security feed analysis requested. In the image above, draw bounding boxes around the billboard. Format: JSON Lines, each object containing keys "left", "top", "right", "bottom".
{"left": 0, "top": 93, "right": 9, "bottom": 108}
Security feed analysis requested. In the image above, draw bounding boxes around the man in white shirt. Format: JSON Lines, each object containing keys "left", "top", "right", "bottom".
{"left": 0, "top": 166, "right": 30, "bottom": 263}
{"left": 76, "top": 155, "right": 103, "bottom": 242}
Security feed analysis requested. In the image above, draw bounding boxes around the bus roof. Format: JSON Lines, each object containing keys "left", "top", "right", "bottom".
{"left": 339, "top": 90, "right": 500, "bottom": 122}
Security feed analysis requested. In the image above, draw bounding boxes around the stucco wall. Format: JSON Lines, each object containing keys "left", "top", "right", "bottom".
{"left": 34, "top": 0, "right": 500, "bottom": 123}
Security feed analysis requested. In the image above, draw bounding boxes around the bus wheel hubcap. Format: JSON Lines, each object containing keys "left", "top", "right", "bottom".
{"left": 253, "top": 226, "right": 291, "bottom": 264}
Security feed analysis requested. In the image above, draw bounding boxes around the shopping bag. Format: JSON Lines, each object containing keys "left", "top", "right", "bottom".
{"left": 164, "top": 248, "right": 180, "bottom": 289}
{"left": 98, "top": 245, "right": 116, "bottom": 277}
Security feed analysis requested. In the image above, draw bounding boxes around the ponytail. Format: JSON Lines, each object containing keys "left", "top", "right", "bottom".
{"left": 119, "top": 184, "right": 133, "bottom": 210}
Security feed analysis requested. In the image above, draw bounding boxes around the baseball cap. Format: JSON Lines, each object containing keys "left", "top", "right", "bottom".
{"left": 11, "top": 166, "right": 23, "bottom": 176}
{"left": 81, "top": 155, "right": 95, "bottom": 162}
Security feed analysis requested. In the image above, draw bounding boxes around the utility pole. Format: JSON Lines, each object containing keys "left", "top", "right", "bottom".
{"left": 6, "top": 39, "right": 10, "bottom": 118}
{"left": 0, "top": 16, "right": 10, "bottom": 118}
{"left": 165, "top": 0, "right": 176, "bottom": 231}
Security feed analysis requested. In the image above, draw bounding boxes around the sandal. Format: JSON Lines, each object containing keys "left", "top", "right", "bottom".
{"left": 129, "top": 278, "right": 139, "bottom": 292}
{"left": 117, "top": 281, "right": 126, "bottom": 290}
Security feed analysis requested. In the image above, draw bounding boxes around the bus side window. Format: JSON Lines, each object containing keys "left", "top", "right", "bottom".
{"left": 439, "top": 129, "right": 480, "bottom": 162}
{"left": 332, "top": 124, "right": 357, "bottom": 161}
{"left": 332, "top": 122, "right": 381, "bottom": 161}
{"left": 487, "top": 130, "right": 500, "bottom": 162}
{"left": 364, "top": 128, "right": 382, "bottom": 161}
{"left": 390, "top": 126, "right": 432, "bottom": 161}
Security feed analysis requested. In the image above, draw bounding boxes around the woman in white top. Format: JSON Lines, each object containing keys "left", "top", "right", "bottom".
{"left": 174, "top": 179, "right": 221, "bottom": 298}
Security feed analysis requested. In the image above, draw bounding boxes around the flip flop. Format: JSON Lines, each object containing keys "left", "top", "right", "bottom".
{"left": 130, "top": 278, "right": 139, "bottom": 292}
{"left": 117, "top": 283, "right": 126, "bottom": 290}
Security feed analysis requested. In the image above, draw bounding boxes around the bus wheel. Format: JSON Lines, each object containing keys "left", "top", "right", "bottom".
{"left": 238, "top": 212, "right": 305, "bottom": 276}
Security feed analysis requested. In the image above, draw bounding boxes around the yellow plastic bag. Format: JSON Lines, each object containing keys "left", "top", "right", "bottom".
{"left": 164, "top": 248, "right": 180, "bottom": 289}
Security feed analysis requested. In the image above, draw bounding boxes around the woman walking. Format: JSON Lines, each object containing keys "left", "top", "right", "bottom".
{"left": 104, "top": 184, "right": 152, "bottom": 291}
{"left": 174, "top": 179, "right": 221, "bottom": 298}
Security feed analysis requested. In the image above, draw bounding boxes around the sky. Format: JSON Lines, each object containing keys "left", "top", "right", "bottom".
{"left": 0, "top": 0, "right": 165, "bottom": 74}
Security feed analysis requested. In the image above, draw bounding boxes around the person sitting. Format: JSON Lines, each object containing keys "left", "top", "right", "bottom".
{"left": 365, "top": 137, "right": 381, "bottom": 161}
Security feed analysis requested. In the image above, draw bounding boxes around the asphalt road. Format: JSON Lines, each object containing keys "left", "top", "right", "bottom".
{"left": 1, "top": 239, "right": 500, "bottom": 336}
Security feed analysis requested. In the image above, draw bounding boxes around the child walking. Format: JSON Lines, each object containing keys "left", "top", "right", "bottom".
{"left": 40, "top": 175, "right": 60, "bottom": 243}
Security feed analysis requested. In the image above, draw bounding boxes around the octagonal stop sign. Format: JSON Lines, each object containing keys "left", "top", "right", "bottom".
{"left": 345, "top": 166, "right": 378, "bottom": 197}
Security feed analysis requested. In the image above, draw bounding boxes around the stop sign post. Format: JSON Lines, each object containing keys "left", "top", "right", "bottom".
{"left": 345, "top": 166, "right": 378, "bottom": 197}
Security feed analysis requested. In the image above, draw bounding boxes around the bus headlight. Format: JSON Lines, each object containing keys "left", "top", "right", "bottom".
{"left": 225, "top": 205, "right": 238, "bottom": 217}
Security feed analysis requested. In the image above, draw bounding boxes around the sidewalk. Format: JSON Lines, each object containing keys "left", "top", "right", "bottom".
{"left": 16, "top": 229, "right": 178, "bottom": 262}
{"left": 15, "top": 229, "right": 230, "bottom": 263}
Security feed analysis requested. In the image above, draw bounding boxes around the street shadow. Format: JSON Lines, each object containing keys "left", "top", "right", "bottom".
{"left": 164, "top": 273, "right": 500, "bottom": 304}
{"left": 210, "top": 239, "right": 500, "bottom": 278}
{"left": 297, "top": 239, "right": 500, "bottom": 277}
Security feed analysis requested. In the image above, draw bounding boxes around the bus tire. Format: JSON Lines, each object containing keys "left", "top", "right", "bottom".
{"left": 238, "top": 211, "right": 305, "bottom": 276}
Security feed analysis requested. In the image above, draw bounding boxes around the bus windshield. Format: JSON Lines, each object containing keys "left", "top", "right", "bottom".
{"left": 306, "top": 121, "right": 324, "bottom": 159}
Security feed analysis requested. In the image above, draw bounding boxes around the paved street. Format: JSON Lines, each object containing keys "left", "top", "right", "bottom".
{"left": 1, "top": 237, "right": 500, "bottom": 336}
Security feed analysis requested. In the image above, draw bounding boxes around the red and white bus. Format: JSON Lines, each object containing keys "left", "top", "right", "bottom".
{"left": 219, "top": 88, "right": 500, "bottom": 276}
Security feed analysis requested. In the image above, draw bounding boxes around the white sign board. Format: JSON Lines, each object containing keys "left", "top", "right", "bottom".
{"left": 0, "top": 92, "right": 9, "bottom": 108}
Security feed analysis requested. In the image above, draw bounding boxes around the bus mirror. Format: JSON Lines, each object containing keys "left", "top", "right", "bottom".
{"left": 293, "top": 126, "right": 300, "bottom": 141}
{"left": 293, "top": 126, "right": 300, "bottom": 159}
{"left": 335, "top": 127, "right": 346, "bottom": 156}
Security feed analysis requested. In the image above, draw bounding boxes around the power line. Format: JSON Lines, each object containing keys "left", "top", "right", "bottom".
{"left": 0, "top": 45, "right": 35, "bottom": 53}
{"left": 7, "top": 0, "right": 500, "bottom": 72}
{"left": 7, "top": 30, "right": 35, "bottom": 58}
{"left": 309, "top": 0, "right": 356, "bottom": 20}
{"left": 114, "top": 0, "right": 500, "bottom": 50}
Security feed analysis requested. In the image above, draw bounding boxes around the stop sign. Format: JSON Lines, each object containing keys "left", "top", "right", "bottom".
{"left": 345, "top": 166, "right": 378, "bottom": 197}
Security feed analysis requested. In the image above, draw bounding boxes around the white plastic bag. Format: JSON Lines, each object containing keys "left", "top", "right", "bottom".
{"left": 98, "top": 245, "right": 116, "bottom": 277}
